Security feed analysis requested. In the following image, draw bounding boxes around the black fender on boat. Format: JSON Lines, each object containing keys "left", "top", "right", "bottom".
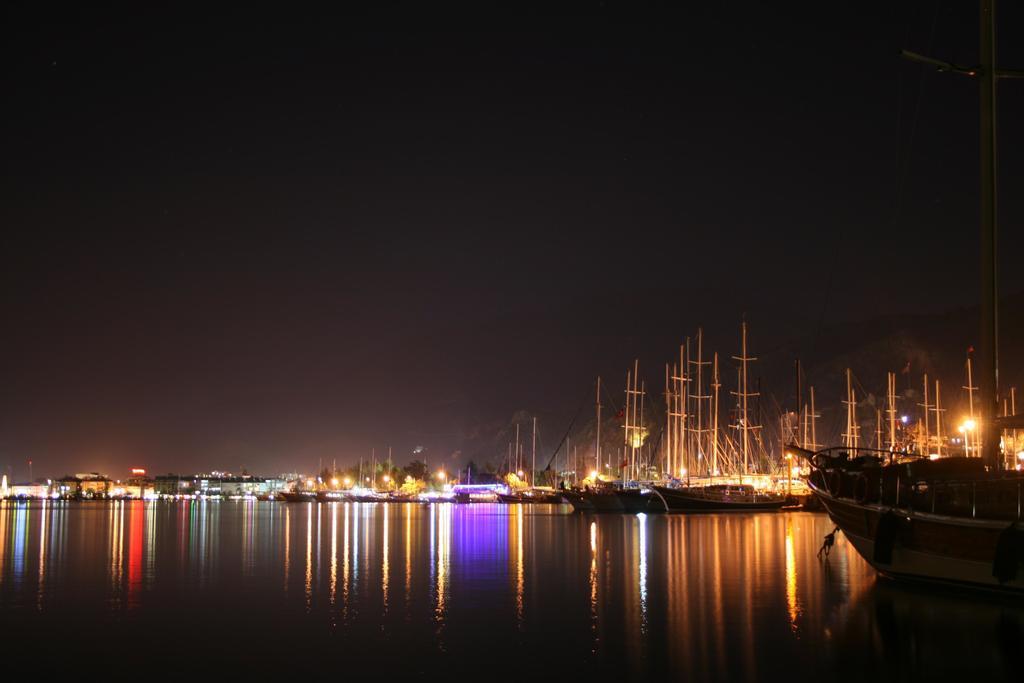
{"left": 873, "top": 511, "right": 901, "bottom": 565}
{"left": 992, "top": 523, "right": 1024, "bottom": 584}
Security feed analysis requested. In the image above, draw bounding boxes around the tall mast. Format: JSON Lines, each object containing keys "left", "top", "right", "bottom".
{"left": 690, "top": 328, "right": 711, "bottom": 477}
{"left": 802, "top": 403, "right": 809, "bottom": 450}
{"left": 964, "top": 353, "right": 978, "bottom": 418}
{"left": 963, "top": 352, "right": 979, "bottom": 458}
{"left": 920, "top": 374, "right": 931, "bottom": 455}
{"left": 979, "top": 0, "right": 999, "bottom": 469}
{"left": 809, "top": 386, "right": 818, "bottom": 451}
{"left": 664, "top": 363, "right": 672, "bottom": 478}
{"left": 843, "top": 368, "right": 860, "bottom": 450}
{"left": 712, "top": 352, "right": 720, "bottom": 478}
{"left": 531, "top": 416, "right": 537, "bottom": 487}
{"left": 595, "top": 376, "right": 602, "bottom": 478}
{"left": 731, "top": 321, "right": 759, "bottom": 475}
{"left": 795, "top": 359, "right": 802, "bottom": 448}
{"left": 887, "top": 371, "right": 898, "bottom": 451}
{"left": 678, "top": 344, "right": 688, "bottom": 479}
{"left": 639, "top": 380, "right": 646, "bottom": 481}
{"left": 934, "top": 379, "right": 945, "bottom": 457}
{"left": 515, "top": 423, "right": 520, "bottom": 475}
{"left": 623, "top": 368, "right": 631, "bottom": 480}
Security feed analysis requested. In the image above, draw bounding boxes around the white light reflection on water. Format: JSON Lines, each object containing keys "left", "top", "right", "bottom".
{"left": 637, "top": 512, "right": 647, "bottom": 634}
{"left": 330, "top": 502, "right": 338, "bottom": 607}
{"left": 785, "top": 516, "right": 800, "bottom": 632}
{"left": 589, "top": 519, "right": 599, "bottom": 655}
{"left": 515, "top": 503, "right": 524, "bottom": 628}
{"left": 382, "top": 505, "right": 389, "bottom": 613}
{"left": 305, "top": 503, "right": 312, "bottom": 610}
{"left": 343, "top": 502, "right": 350, "bottom": 613}
{"left": 36, "top": 499, "right": 47, "bottom": 609}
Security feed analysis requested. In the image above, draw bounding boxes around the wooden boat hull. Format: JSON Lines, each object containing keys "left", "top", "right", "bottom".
{"left": 276, "top": 492, "right": 316, "bottom": 503}
{"left": 582, "top": 490, "right": 625, "bottom": 512}
{"left": 651, "top": 486, "right": 786, "bottom": 512}
{"left": 809, "top": 476, "right": 1024, "bottom": 593}
{"left": 615, "top": 489, "right": 660, "bottom": 514}
{"left": 561, "top": 490, "right": 595, "bottom": 512}
{"left": 496, "top": 492, "right": 565, "bottom": 504}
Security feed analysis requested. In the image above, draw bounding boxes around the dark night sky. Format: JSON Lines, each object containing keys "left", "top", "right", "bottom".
{"left": 2, "top": 4, "right": 1022, "bottom": 479}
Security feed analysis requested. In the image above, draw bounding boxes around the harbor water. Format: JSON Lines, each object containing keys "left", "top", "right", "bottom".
{"left": 0, "top": 500, "right": 1019, "bottom": 680}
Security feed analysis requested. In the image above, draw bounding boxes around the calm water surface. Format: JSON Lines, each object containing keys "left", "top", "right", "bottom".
{"left": 0, "top": 500, "right": 1020, "bottom": 680}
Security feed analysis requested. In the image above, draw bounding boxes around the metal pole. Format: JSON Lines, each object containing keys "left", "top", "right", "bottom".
{"left": 979, "top": 0, "right": 999, "bottom": 469}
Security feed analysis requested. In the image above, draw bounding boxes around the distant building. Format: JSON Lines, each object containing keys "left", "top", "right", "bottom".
{"left": 76, "top": 473, "right": 111, "bottom": 498}
{"left": 109, "top": 474, "right": 155, "bottom": 498}
{"left": 154, "top": 474, "right": 195, "bottom": 496}
{"left": 10, "top": 483, "right": 49, "bottom": 499}
{"left": 55, "top": 476, "right": 82, "bottom": 497}
{"left": 153, "top": 473, "right": 286, "bottom": 497}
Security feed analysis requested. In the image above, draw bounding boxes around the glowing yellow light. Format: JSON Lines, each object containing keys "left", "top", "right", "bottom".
{"left": 516, "top": 470, "right": 524, "bottom": 478}
{"left": 306, "top": 479, "right": 315, "bottom": 488}
{"left": 588, "top": 470, "right": 598, "bottom": 480}
{"left": 436, "top": 470, "right": 446, "bottom": 480}
{"left": 963, "top": 419, "right": 977, "bottom": 431}
{"left": 679, "top": 468, "right": 687, "bottom": 477}
{"left": 785, "top": 452, "right": 793, "bottom": 460}
{"left": 383, "top": 475, "right": 390, "bottom": 483}
{"left": 629, "top": 427, "right": 649, "bottom": 450}
{"left": 330, "top": 478, "right": 339, "bottom": 488}
{"left": 791, "top": 466, "right": 800, "bottom": 477}
{"left": 343, "top": 477, "right": 352, "bottom": 487}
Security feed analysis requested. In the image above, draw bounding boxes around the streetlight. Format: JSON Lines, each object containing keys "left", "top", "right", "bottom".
{"left": 960, "top": 419, "right": 977, "bottom": 457}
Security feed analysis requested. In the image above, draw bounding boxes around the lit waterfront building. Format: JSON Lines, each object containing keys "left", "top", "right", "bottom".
{"left": 154, "top": 473, "right": 287, "bottom": 497}
{"left": 9, "top": 482, "right": 49, "bottom": 499}
{"left": 75, "top": 473, "right": 112, "bottom": 498}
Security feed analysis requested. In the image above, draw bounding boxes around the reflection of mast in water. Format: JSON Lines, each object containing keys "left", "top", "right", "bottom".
{"left": 12, "top": 503, "right": 27, "bottom": 583}
{"left": 382, "top": 507, "right": 390, "bottom": 613}
{"left": 637, "top": 514, "right": 648, "bottom": 634}
{"left": 305, "top": 503, "right": 312, "bottom": 611}
{"left": 284, "top": 507, "right": 290, "bottom": 590}
{"left": 109, "top": 501, "right": 124, "bottom": 598}
{"left": 514, "top": 505, "right": 524, "bottom": 627}
{"left": 404, "top": 504, "right": 412, "bottom": 611}
{"left": 329, "top": 503, "right": 338, "bottom": 607}
{"left": 343, "top": 503, "right": 350, "bottom": 613}
{"left": 589, "top": 521, "right": 598, "bottom": 654}
{"left": 434, "top": 504, "right": 451, "bottom": 625}
{"left": 316, "top": 502, "right": 323, "bottom": 596}
{"left": 37, "top": 499, "right": 48, "bottom": 610}
{"left": 785, "top": 517, "right": 799, "bottom": 631}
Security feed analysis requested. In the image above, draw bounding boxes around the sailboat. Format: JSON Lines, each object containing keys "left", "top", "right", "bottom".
{"left": 494, "top": 416, "right": 566, "bottom": 504}
{"left": 576, "top": 361, "right": 664, "bottom": 513}
{"left": 798, "top": 0, "right": 1024, "bottom": 592}
{"left": 653, "top": 323, "right": 786, "bottom": 512}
